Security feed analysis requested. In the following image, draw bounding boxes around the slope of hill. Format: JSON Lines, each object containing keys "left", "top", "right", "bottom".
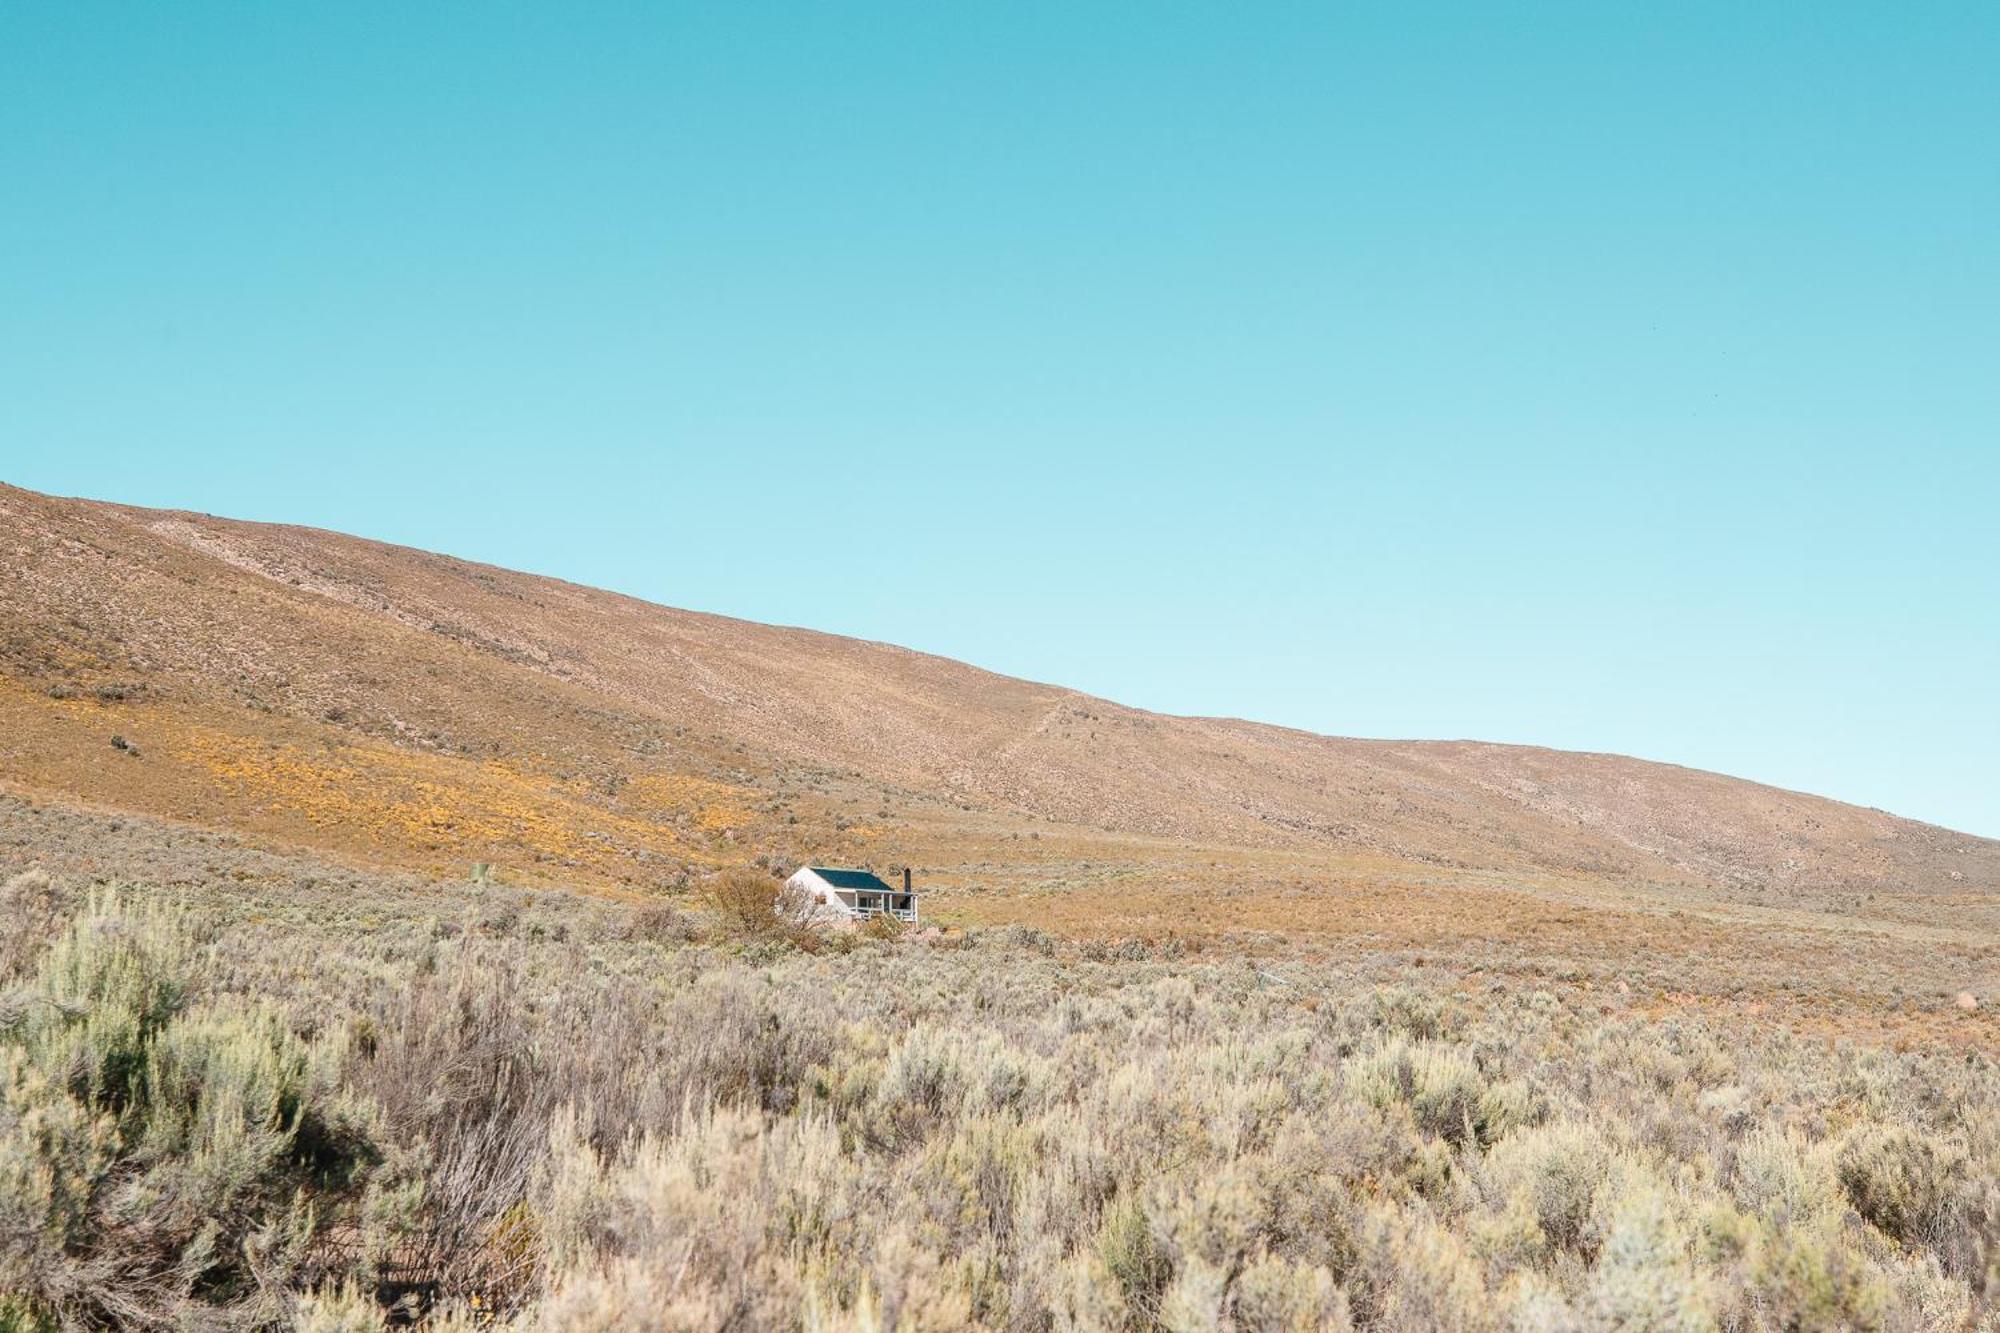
{"left": 2, "top": 481, "right": 1996, "bottom": 909}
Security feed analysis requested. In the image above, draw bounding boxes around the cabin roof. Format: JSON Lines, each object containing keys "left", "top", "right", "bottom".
{"left": 803, "top": 866, "right": 898, "bottom": 894}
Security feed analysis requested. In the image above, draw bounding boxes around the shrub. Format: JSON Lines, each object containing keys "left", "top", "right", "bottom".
{"left": 1586, "top": 1180, "right": 1710, "bottom": 1330}
{"left": 0, "top": 840, "right": 1995, "bottom": 1327}
{"left": 627, "top": 900, "right": 701, "bottom": 944}
{"left": 340, "top": 948, "right": 572, "bottom": 1297}
{"left": 292, "top": 1285, "right": 387, "bottom": 1333}
{"left": 1370, "top": 985, "right": 1450, "bottom": 1041}
{"left": 1747, "top": 1220, "right": 1891, "bottom": 1330}
{"left": 1231, "top": 1256, "right": 1350, "bottom": 1332}
{"left": 1095, "top": 1197, "right": 1173, "bottom": 1324}
{"left": 0, "top": 869, "right": 63, "bottom": 983}
{"left": 1354, "top": 1205, "right": 1496, "bottom": 1332}
{"left": 0, "top": 890, "right": 377, "bottom": 1328}
{"left": 1476, "top": 1120, "right": 1611, "bottom": 1260}
{"left": 1349, "top": 1039, "right": 1528, "bottom": 1149}
{"left": 705, "top": 867, "right": 828, "bottom": 941}
{"left": 1837, "top": 1124, "right": 1958, "bottom": 1248}
{"left": 859, "top": 911, "right": 906, "bottom": 942}
{"left": 1733, "top": 1125, "right": 1839, "bottom": 1230}
{"left": 705, "top": 867, "right": 778, "bottom": 929}
{"left": 530, "top": 1104, "right": 850, "bottom": 1330}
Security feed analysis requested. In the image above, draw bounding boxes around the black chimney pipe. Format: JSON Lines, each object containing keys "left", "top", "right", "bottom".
{"left": 903, "top": 867, "right": 912, "bottom": 896}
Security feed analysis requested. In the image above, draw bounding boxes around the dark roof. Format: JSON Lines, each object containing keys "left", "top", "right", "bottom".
{"left": 805, "top": 866, "right": 898, "bottom": 893}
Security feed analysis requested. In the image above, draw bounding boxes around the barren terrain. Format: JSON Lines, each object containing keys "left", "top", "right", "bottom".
{"left": 3, "top": 481, "right": 1994, "bottom": 905}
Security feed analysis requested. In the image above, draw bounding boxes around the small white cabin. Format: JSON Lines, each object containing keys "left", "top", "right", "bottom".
{"left": 787, "top": 866, "right": 918, "bottom": 924}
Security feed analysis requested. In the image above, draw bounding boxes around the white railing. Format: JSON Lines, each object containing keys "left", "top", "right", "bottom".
{"left": 853, "top": 903, "right": 918, "bottom": 924}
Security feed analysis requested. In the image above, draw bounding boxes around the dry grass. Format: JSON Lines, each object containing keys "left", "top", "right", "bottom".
{"left": 6, "top": 480, "right": 1998, "bottom": 912}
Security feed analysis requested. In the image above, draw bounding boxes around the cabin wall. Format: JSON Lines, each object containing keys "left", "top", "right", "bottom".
{"left": 786, "top": 869, "right": 858, "bottom": 920}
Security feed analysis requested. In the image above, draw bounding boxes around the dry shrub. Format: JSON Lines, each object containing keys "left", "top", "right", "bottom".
{"left": 531, "top": 1104, "right": 851, "bottom": 1329}
{"left": 1231, "top": 1256, "right": 1351, "bottom": 1332}
{"left": 342, "top": 950, "right": 564, "bottom": 1301}
{"left": 1370, "top": 984, "right": 1452, "bottom": 1041}
{"left": 626, "top": 899, "right": 700, "bottom": 944}
{"left": 1734, "top": 1124, "right": 1841, "bottom": 1230}
{"left": 0, "top": 868, "right": 64, "bottom": 982}
{"left": 704, "top": 867, "right": 827, "bottom": 950}
{"left": 859, "top": 911, "right": 906, "bottom": 942}
{"left": 706, "top": 867, "right": 780, "bottom": 931}
{"left": 1475, "top": 1120, "right": 1611, "bottom": 1261}
{"left": 1349, "top": 1039, "right": 1530, "bottom": 1149}
{"left": 332, "top": 937, "right": 840, "bottom": 1311}
{"left": 1353, "top": 1205, "right": 1496, "bottom": 1332}
{"left": 995, "top": 924, "right": 1057, "bottom": 956}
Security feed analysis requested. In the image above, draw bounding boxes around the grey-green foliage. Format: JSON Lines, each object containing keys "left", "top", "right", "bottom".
{"left": 2, "top": 861, "right": 1998, "bottom": 1330}
{"left": 0, "top": 889, "right": 376, "bottom": 1329}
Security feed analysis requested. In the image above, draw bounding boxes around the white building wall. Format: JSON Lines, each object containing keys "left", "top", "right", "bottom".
{"left": 786, "top": 868, "right": 858, "bottom": 921}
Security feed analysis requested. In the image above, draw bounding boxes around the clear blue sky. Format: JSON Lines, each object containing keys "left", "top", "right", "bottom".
{"left": 4, "top": 4, "right": 1996, "bottom": 835}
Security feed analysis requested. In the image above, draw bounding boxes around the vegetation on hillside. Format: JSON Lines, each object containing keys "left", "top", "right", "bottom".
{"left": 2, "top": 866, "right": 1994, "bottom": 1331}
{"left": 8, "top": 482, "right": 1998, "bottom": 904}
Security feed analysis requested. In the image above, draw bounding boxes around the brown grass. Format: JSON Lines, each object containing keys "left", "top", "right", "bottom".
{"left": 4, "top": 480, "right": 1995, "bottom": 912}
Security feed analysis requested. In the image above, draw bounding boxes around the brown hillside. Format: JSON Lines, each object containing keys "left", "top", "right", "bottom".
{"left": 2, "top": 481, "right": 1995, "bottom": 909}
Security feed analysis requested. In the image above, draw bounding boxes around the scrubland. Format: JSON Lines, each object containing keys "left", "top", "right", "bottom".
{"left": 6, "top": 484, "right": 1999, "bottom": 1328}
{"left": 2, "top": 806, "right": 1997, "bottom": 1332}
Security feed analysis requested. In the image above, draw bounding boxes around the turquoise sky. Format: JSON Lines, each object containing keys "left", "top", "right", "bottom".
{"left": 4, "top": 4, "right": 1996, "bottom": 836}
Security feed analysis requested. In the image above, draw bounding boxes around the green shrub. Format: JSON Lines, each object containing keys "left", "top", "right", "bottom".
{"left": 1837, "top": 1124, "right": 1957, "bottom": 1248}
{"left": 1748, "top": 1222, "right": 1892, "bottom": 1330}
{"left": 1350, "top": 1039, "right": 1529, "bottom": 1149}
{"left": 1096, "top": 1197, "right": 1173, "bottom": 1325}
{"left": 1476, "top": 1120, "right": 1611, "bottom": 1260}
{"left": 0, "top": 1294, "right": 57, "bottom": 1333}
{"left": 0, "top": 890, "right": 377, "bottom": 1328}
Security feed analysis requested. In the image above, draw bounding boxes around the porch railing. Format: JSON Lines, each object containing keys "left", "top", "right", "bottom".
{"left": 853, "top": 903, "right": 918, "bottom": 924}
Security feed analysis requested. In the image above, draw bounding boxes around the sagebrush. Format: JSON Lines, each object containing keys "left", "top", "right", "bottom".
{"left": 2, "top": 867, "right": 1996, "bottom": 1330}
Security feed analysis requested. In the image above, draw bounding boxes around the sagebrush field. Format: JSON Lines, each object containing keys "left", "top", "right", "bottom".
{"left": 1, "top": 797, "right": 1994, "bottom": 1331}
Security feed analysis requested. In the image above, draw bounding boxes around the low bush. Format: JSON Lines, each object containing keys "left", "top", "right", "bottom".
{"left": 0, "top": 891, "right": 378, "bottom": 1329}
{"left": 859, "top": 911, "right": 906, "bottom": 941}
{"left": 0, "top": 869, "right": 63, "bottom": 983}
{"left": 1349, "top": 1038, "right": 1531, "bottom": 1149}
{"left": 1838, "top": 1124, "right": 1961, "bottom": 1248}
{"left": 626, "top": 899, "right": 701, "bottom": 944}
{"left": 703, "top": 868, "right": 828, "bottom": 950}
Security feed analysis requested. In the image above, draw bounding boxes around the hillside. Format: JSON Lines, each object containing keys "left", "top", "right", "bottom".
{"left": 3, "top": 481, "right": 1996, "bottom": 910}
